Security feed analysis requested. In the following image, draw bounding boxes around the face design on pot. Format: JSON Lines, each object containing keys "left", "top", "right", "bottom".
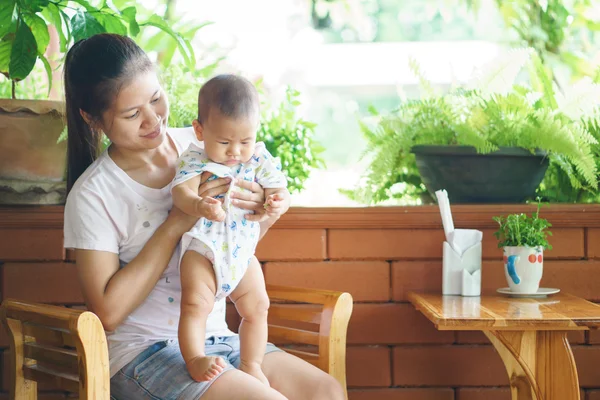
{"left": 502, "top": 246, "right": 544, "bottom": 292}
{"left": 504, "top": 248, "right": 544, "bottom": 284}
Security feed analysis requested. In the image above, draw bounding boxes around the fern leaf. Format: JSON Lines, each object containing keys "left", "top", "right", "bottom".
{"left": 408, "top": 57, "right": 437, "bottom": 99}
{"left": 468, "top": 47, "right": 533, "bottom": 95}
{"left": 556, "top": 77, "right": 600, "bottom": 120}
{"left": 528, "top": 53, "right": 557, "bottom": 109}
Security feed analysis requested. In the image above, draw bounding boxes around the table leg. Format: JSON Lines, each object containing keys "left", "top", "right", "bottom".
{"left": 484, "top": 331, "right": 580, "bottom": 400}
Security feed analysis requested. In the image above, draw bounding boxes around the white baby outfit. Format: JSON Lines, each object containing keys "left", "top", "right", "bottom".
{"left": 172, "top": 141, "right": 287, "bottom": 300}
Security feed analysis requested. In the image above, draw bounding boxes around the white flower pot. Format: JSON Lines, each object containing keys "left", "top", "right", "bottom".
{"left": 502, "top": 246, "right": 544, "bottom": 293}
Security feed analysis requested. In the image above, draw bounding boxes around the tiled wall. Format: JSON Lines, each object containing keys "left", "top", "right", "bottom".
{"left": 1, "top": 205, "right": 600, "bottom": 399}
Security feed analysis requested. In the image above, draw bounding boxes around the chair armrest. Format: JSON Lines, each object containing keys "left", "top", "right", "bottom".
{"left": 266, "top": 285, "right": 353, "bottom": 393}
{"left": 1, "top": 299, "right": 110, "bottom": 398}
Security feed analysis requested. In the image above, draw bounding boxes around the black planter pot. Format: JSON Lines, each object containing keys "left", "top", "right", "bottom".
{"left": 411, "top": 145, "right": 549, "bottom": 204}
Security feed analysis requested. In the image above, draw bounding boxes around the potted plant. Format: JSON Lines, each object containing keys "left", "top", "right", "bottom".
{"left": 0, "top": 0, "right": 195, "bottom": 204}
{"left": 343, "top": 50, "right": 600, "bottom": 205}
{"left": 493, "top": 201, "right": 552, "bottom": 294}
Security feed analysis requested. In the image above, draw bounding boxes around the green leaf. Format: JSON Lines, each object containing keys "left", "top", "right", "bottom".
{"left": 141, "top": 15, "right": 194, "bottom": 69}
{"left": 120, "top": 7, "right": 139, "bottom": 37}
{"left": 9, "top": 18, "right": 37, "bottom": 81}
{"left": 38, "top": 51, "right": 51, "bottom": 95}
{"left": 158, "top": 38, "right": 177, "bottom": 66}
{"left": 17, "top": 0, "right": 49, "bottom": 13}
{"left": 71, "top": 11, "right": 106, "bottom": 43}
{"left": 0, "top": 39, "right": 12, "bottom": 74}
{"left": 41, "top": 3, "right": 67, "bottom": 52}
{"left": 22, "top": 12, "right": 49, "bottom": 54}
{"left": 98, "top": 13, "right": 127, "bottom": 36}
{"left": 69, "top": 0, "right": 96, "bottom": 13}
{"left": 0, "top": 0, "right": 16, "bottom": 39}
{"left": 59, "top": 9, "right": 72, "bottom": 46}
{"left": 528, "top": 53, "right": 557, "bottom": 109}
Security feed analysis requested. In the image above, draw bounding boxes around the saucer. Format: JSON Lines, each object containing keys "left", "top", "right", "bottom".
{"left": 496, "top": 288, "right": 560, "bottom": 298}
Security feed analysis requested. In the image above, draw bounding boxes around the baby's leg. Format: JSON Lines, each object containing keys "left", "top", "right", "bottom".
{"left": 179, "top": 249, "right": 226, "bottom": 382}
{"left": 229, "top": 256, "right": 270, "bottom": 386}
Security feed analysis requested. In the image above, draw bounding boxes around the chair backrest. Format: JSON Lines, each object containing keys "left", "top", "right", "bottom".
{"left": 0, "top": 299, "right": 110, "bottom": 400}
{"left": 266, "top": 285, "right": 353, "bottom": 398}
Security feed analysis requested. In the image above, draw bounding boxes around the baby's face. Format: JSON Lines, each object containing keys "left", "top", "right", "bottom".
{"left": 195, "top": 110, "right": 258, "bottom": 166}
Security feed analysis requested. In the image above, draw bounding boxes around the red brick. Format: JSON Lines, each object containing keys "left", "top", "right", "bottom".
{"left": 347, "top": 346, "right": 391, "bottom": 388}
{"left": 588, "top": 390, "right": 600, "bottom": 400}
{"left": 257, "top": 229, "right": 326, "bottom": 261}
{"left": 457, "top": 384, "right": 583, "bottom": 399}
{"left": 264, "top": 261, "right": 390, "bottom": 302}
{"left": 573, "top": 346, "right": 600, "bottom": 387}
{"left": 348, "top": 304, "right": 454, "bottom": 345}
{"left": 349, "top": 388, "right": 454, "bottom": 400}
{"left": 481, "top": 228, "right": 584, "bottom": 259}
{"left": 393, "top": 346, "right": 509, "bottom": 386}
{"left": 455, "top": 387, "right": 510, "bottom": 400}
{"left": 328, "top": 229, "right": 444, "bottom": 260}
{"left": 589, "top": 328, "right": 600, "bottom": 344}
{"left": 328, "top": 228, "right": 582, "bottom": 261}
{"left": 1, "top": 263, "right": 83, "bottom": 304}
{"left": 393, "top": 260, "right": 600, "bottom": 303}
{"left": 456, "top": 330, "right": 585, "bottom": 345}
{"left": 392, "top": 261, "right": 442, "bottom": 301}
{"left": 587, "top": 229, "right": 600, "bottom": 259}
{"left": 0, "top": 229, "right": 64, "bottom": 261}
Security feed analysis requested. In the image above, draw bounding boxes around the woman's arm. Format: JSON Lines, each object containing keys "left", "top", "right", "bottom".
{"left": 75, "top": 208, "right": 197, "bottom": 331}
{"left": 172, "top": 175, "right": 204, "bottom": 217}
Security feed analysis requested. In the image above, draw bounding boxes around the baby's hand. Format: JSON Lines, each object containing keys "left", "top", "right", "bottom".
{"left": 198, "top": 197, "right": 226, "bottom": 222}
{"left": 264, "top": 193, "right": 286, "bottom": 218}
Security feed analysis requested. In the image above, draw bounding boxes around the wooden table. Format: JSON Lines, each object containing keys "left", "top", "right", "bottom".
{"left": 408, "top": 292, "right": 600, "bottom": 400}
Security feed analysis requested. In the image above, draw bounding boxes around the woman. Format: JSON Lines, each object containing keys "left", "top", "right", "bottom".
{"left": 63, "top": 33, "right": 344, "bottom": 400}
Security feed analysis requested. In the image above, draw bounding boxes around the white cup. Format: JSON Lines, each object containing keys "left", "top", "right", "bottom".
{"left": 503, "top": 246, "right": 544, "bottom": 293}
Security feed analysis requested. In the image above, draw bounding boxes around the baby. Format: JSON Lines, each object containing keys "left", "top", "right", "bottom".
{"left": 171, "top": 74, "right": 289, "bottom": 385}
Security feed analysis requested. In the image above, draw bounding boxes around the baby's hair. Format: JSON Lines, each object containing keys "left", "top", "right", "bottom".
{"left": 197, "top": 74, "right": 259, "bottom": 124}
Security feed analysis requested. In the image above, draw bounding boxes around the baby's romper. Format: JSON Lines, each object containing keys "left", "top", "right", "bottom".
{"left": 172, "top": 142, "right": 287, "bottom": 300}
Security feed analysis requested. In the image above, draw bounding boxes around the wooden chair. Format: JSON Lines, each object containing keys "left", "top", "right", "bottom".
{"left": 1, "top": 285, "right": 353, "bottom": 400}
{"left": 266, "top": 285, "right": 353, "bottom": 397}
{"left": 0, "top": 299, "right": 109, "bottom": 399}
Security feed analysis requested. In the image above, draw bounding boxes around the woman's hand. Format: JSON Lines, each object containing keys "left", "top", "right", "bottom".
{"left": 198, "top": 172, "right": 231, "bottom": 199}
{"left": 231, "top": 178, "right": 268, "bottom": 222}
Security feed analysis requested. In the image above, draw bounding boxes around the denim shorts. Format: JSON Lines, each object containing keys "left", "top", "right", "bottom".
{"left": 110, "top": 335, "right": 281, "bottom": 400}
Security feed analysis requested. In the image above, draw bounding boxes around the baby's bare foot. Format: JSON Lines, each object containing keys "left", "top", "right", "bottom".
{"left": 186, "top": 356, "right": 227, "bottom": 382}
{"left": 240, "top": 361, "right": 270, "bottom": 386}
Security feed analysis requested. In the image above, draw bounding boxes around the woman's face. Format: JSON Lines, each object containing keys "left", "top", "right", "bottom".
{"left": 99, "top": 71, "right": 169, "bottom": 151}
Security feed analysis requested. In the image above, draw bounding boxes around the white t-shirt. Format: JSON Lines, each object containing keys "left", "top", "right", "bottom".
{"left": 63, "top": 127, "right": 233, "bottom": 378}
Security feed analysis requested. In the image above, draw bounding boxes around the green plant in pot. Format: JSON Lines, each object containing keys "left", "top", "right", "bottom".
{"left": 493, "top": 201, "right": 552, "bottom": 294}
{"left": 0, "top": 0, "right": 195, "bottom": 204}
{"left": 344, "top": 49, "right": 599, "bottom": 205}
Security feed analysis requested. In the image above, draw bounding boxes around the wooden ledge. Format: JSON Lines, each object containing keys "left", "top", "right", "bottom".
{"left": 1, "top": 204, "right": 600, "bottom": 229}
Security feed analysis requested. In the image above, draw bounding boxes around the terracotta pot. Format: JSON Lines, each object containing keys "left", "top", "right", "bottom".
{"left": 0, "top": 99, "right": 67, "bottom": 204}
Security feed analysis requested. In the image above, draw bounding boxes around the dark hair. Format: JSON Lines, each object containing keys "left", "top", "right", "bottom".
{"left": 197, "top": 74, "right": 259, "bottom": 125}
{"left": 64, "top": 33, "right": 153, "bottom": 191}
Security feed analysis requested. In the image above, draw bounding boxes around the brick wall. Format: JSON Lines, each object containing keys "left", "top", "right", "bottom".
{"left": 1, "top": 204, "right": 600, "bottom": 399}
